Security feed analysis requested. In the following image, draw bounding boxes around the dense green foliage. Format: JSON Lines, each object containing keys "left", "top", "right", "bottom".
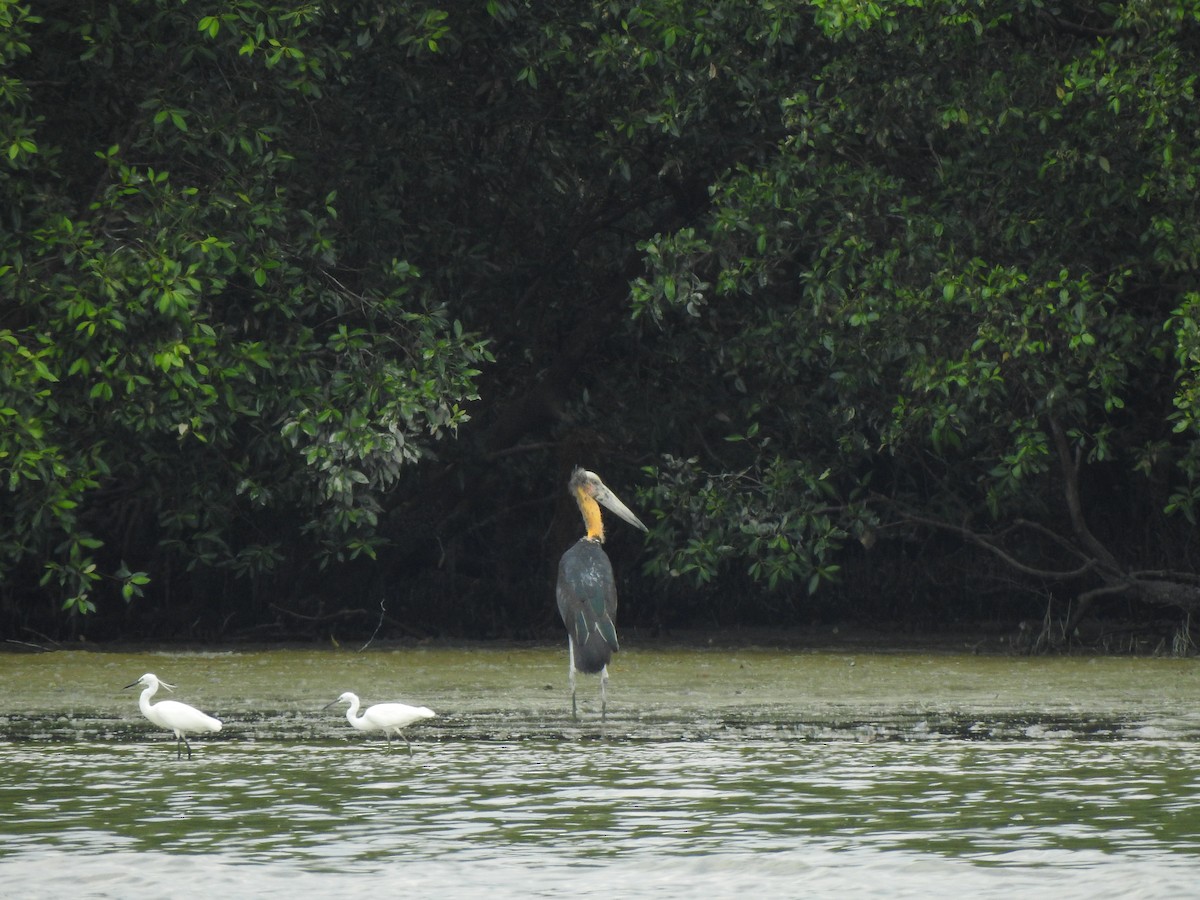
{"left": 2, "top": 0, "right": 1199, "bottom": 647}
{"left": 0, "top": 0, "right": 491, "bottom": 629}
{"left": 632, "top": 0, "right": 1200, "bottom": 643}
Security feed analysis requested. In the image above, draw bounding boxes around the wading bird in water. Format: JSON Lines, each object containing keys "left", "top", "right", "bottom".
{"left": 324, "top": 692, "right": 436, "bottom": 755}
{"left": 123, "top": 673, "right": 222, "bottom": 759}
{"left": 557, "top": 467, "right": 648, "bottom": 722}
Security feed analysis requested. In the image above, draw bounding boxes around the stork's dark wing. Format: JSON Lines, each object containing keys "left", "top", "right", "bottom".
{"left": 556, "top": 539, "right": 619, "bottom": 674}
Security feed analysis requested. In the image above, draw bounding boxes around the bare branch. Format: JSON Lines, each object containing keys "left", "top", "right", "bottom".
{"left": 1076, "top": 583, "right": 1132, "bottom": 605}
{"left": 891, "top": 507, "right": 1097, "bottom": 580}
{"left": 1012, "top": 517, "right": 1095, "bottom": 564}
{"left": 1128, "top": 570, "right": 1200, "bottom": 585}
{"left": 1047, "top": 416, "right": 1123, "bottom": 573}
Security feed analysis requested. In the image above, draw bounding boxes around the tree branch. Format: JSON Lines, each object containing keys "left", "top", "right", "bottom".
{"left": 889, "top": 506, "right": 1097, "bottom": 581}
{"left": 1047, "top": 416, "right": 1123, "bottom": 573}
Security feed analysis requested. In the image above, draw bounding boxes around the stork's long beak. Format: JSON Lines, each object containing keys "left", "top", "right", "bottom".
{"left": 592, "top": 479, "right": 649, "bottom": 533}
{"left": 122, "top": 680, "right": 140, "bottom": 690}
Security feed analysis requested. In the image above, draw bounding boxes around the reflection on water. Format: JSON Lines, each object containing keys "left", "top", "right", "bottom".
{"left": 2, "top": 739, "right": 1200, "bottom": 898}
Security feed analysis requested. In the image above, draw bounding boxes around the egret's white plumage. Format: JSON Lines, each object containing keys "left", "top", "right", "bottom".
{"left": 324, "top": 691, "right": 435, "bottom": 755}
{"left": 123, "top": 672, "right": 222, "bottom": 759}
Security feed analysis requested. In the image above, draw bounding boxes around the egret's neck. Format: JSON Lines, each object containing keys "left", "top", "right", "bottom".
{"left": 345, "top": 699, "right": 366, "bottom": 730}
{"left": 139, "top": 684, "right": 157, "bottom": 717}
{"left": 576, "top": 489, "right": 604, "bottom": 542}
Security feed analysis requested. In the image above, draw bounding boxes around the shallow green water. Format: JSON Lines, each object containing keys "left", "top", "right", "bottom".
{"left": 2, "top": 644, "right": 1200, "bottom": 897}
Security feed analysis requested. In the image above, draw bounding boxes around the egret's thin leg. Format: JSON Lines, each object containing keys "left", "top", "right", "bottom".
{"left": 402, "top": 733, "right": 413, "bottom": 757}
{"left": 568, "top": 636, "right": 578, "bottom": 721}
{"left": 600, "top": 664, "right": 608, "bottom": 725}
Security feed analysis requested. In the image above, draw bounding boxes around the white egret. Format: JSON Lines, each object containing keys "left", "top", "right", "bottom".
{"left": 123, "top": 673, "right": 222, "bottom": 759}
{"left": 324, "top": 692, "right": 435, "bottom": 755}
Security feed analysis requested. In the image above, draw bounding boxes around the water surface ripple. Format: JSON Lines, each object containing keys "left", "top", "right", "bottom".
{"left": 2, "top": 645, "right": 1199, "bottom": 897}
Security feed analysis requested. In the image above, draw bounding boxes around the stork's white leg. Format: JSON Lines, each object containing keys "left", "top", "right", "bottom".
{"left": 568, "top": 636, "right": 578, "bottom": 721}
{"left": 600, "top": 664, "right": 608, "bottom": 724}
